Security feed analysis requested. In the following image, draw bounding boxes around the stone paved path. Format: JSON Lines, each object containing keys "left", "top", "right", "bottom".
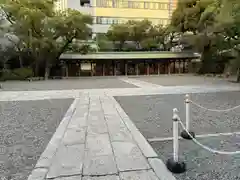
{"left": 0, "top": 78, "right": 239, "bottom": 180}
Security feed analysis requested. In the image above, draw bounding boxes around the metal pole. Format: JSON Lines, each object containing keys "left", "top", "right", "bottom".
{"left": 185, "top": 94, "right": 190, "bottom": 131}
{"left": 173, "top": 108, "right": 179, "bottom": 162}
{"left": 181, "top": 94, "right": 195, "bottom": 139}
{"left": 166, "top": 108, "right": 186, "bottom": 174}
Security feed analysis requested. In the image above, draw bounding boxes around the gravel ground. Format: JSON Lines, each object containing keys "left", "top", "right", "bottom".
{"left": 130, "top": 75, "right": 238, "bottom": 86}
{"left": 116, "top": 92, "right": 240, "bottom": 180}
{"left": 115, "top": 91, "right": 240, "bottom": 139}
{"left": 151, "top": 135, "right": 240, "bottom": 180}
{"left": 0, "top": 99, "right": 73, "bottom": 180}
{"left": 0, "top": 78, "right": 136, "bottom": 91}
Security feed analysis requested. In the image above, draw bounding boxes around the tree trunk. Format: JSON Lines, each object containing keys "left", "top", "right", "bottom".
{"left": 237, "top": 68, "right": 240, "bottom": 82}
{"left": 35, "top": 63, "right": 39, "bottom": 77}
{"left": 19, "top": 56, "right": 23, "bottom": 68}
{"left": 44, "top": 63, "right": 50, "bottom": 80}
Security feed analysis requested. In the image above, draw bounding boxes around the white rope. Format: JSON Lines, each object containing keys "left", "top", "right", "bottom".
{"left": 178, "top": 120, "right": 240, "bottom": 155}
{"left": 190, "top": 100, "right": 240, "bottom": 112}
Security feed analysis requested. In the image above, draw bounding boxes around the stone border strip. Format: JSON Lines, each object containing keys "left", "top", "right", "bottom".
{"left": 1, "top": 85, "right": 240, "bottom": 101}
{"left": 105, "top": 95, "right": 177, "bottom": 180}
{"left": 107, "top": 95, "right": 158, "bottom": 158}
{"left": 119, "top": 77, "right": 162, "bottom": 88}
{"left": 27, "top": 98, "right": 80, "bottom": 180}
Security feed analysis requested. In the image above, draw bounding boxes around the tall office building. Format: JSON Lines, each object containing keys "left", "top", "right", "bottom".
{"left": 61, "top": 0, "right": 178, "bottom": 34}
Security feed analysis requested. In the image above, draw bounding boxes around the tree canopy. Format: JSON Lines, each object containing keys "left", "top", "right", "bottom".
{"left": 0, "top": 0, "right": 92, "bottom": 79}
{"left": 171, "top": 0, "right": 240, "bottom": 77}
{"left": 105, "top": 19, "right": 174, "bottom": 51}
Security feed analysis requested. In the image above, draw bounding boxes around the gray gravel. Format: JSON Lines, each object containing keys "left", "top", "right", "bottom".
{"left": 151, "top": 135, "right": 240, "bottom": 180}
{"left": 115, "top": 91, "right": 240, "bottom": 139}
{"left": 115, "top": 91, "right": 240, "bottom": 180}
{"left": 130, "top": 75, "right": 239, "bottom": 86}
{"left": 0, "top": 99, "right": 73, "bottom": 180}
{"left": 0, "top": 78, "right": 136, "bottom": 91}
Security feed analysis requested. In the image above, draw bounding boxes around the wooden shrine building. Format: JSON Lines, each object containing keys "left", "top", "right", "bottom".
{"left": 58, "top": 51, "right": 201, "bottom": 77}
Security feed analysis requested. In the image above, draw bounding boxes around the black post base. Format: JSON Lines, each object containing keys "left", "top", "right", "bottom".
{"left": 166, "top": 158, "right": 186, "bottom": 174}
{"left": 180, "top": 130, "right": 195, "bottom": 140}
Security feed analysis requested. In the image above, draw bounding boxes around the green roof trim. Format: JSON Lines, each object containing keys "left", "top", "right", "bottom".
{"left": 60, "top": 51, "right": 201, "bottom": 60}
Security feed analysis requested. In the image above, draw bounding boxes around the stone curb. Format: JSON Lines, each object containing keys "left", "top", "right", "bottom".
{"left": 108, "top": 96, "right": 177, "bottom": 180}
{"left": 112, "top": 98, "right": 158, "bottom": 158}
{"left": 148, "top": 158, "right": 176, "bottom": 180}
{"left": 27, "top": 98, "right": 80, "bottom": 180}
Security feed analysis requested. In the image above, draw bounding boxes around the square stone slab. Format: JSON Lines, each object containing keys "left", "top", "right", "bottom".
{"left": 87, "top": 123, "right": 108, "bottom": 134}
{"left": 28, "top": 168, "right": 48, "bottom": 180}
{"left": 68, "top": 117, "right": 88, "bottom": 129}
{"left": 62, "top": 127, "right": 86, "bottom": 145}
{"left": 83, "top": 155, "right": 118, "bottom": 176}
{"left": 119, "top": 170, "right": 159, "bottom": 180}
{"left": 112, "top": 142, "right": 150, "bottom": 171}
{"left": 108, "top": 126, "right": 133, "bottom": 142}
{"left": 47, "top": 144, "right": 85, "bottom": 178}
{"left": 85, "top": 134, "right": 112, "bottom": 157}
{"left": 82, "top": 175, "right": 120, "bottom": 180}
{"left": 54, "top": 175, "right": 82, "bottom": 180}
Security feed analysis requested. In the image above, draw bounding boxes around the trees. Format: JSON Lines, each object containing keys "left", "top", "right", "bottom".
{"left": 106, "top": 23, "right": 130, "bottom": 50}
{"left": 170, "top": 0, "right": 240, "bottom": 74}
{"left": 127, "top": 19, "right": 152, "bottom": 49}
{"left": 0, "top": 0, "right": 92, "bottom": 79}
{"left": 106, "top": 19, "right": 169, "bottom": 51}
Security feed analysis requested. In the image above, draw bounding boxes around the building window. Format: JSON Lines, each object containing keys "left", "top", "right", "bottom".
{"left": 152, "top": 2, "right": 158, "bottom": 10}
{"left": 112, "top": 0, "right": 120, "bottom": 8}
{"left": 96, "top": 0, "right": 111, "bottom": 7}
{"left": 93, "top": 16, "right": 169, "bottom": 26}
{"left": 128, "top": 1, "right": 133, "bottom": 8}
{"left": 144, "top": 2, "right": 150, "bottom": 9}
{"left": 96, "top": 17, "right": 103, "bottom": 24}
{"left": 80, "top": 0, "right": 90, "bottom": 6}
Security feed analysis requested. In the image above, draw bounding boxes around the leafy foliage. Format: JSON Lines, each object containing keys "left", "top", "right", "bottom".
{"left": 171, "top": 0, "right": 240, "bottom": 76}
{"left": 106, "top": 19, "right": 173, "bottom": 51}
{"left": 0, "top": 0, "right": 92, "bottom": 79}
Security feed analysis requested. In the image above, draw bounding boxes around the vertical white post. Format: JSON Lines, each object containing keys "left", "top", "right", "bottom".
{"left": 166, "top": 108, "right": 186, "bottom": 174}
{"left": 181, "top": 94, "right": 195, "bottom": 139}
{"left": 173, "top": 108, "right": 179, "bottom": 162}
{"left": 185, "top": 94, "right": 190, "bottom": 131}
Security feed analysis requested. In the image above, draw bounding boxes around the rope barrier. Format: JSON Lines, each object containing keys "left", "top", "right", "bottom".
{"left": 190, "top": 99, "right": 240, "bottom": 112}
{"left": 179, "top": 120, "right": 240, "bottom": 155}
{"left": 166, "top": 94, "right": 240, "bottom": 174}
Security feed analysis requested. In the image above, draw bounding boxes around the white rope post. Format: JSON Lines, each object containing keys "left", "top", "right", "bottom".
{"left": 173, "top": 108, "right": 179, "bottom": 162}
{"left": 185, "top": 94, "right": 190, "bottom": 131}
{"left": 166, "top": 108, "right": 186, "bottom": 174}
{"left": 181, "top": 94, "right": 195, "bottom": 139}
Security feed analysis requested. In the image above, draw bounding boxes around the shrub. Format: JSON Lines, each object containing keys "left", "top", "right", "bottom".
{"left": 0, "top": 68, "right": 33, "bottom": 81}
{"left": 13, "top": 68, "right": 33, "bottom": 79}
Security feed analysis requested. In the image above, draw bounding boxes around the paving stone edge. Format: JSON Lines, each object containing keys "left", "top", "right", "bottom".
{"left": 108, "top": 95, "right": 177, "bottom": 180}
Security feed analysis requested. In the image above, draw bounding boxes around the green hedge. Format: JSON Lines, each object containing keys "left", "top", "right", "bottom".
{"left": 0, "top": 68, "right": 33, "bottom": 81}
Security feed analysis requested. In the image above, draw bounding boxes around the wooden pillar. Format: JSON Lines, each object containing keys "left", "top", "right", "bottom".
{"left": 91, "top": 62, "right": 93, "bottom": 76}
{"left": 168, "top": 61, "right": 171, "bottom": 75}
{"left": 173, "top": 61, "right": 176, "bottom": 74}
{"left": 114, "top": 61, "right": 117, "bottom": 76}
{"left": 183, "top": 60, "right": 185, "bottom": 73}
{"left": 102, "top": 63, "right": 105, "bottom": 76}
{"left": 157, "top": 63, "right": 160, "bottom": 75}
{"left": 147, "top": 63, "right": 150, "bottom": 75}
{"left": 178, "top": 60, "right": 181, "bottom": 74}
{"left": 136, "top": 64, "right": 139, "bottom": 76}
{"left": 78, "top": 62, "right": 81, "bottom": 76}
{"left": 125, "top": 61, "right": 128, "bottom": 76}
{"left": 65, "top": 64, "right": 68, "bottom": 78}
{"left": 61, "top": 62, "right": 65, "bottom": 77}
